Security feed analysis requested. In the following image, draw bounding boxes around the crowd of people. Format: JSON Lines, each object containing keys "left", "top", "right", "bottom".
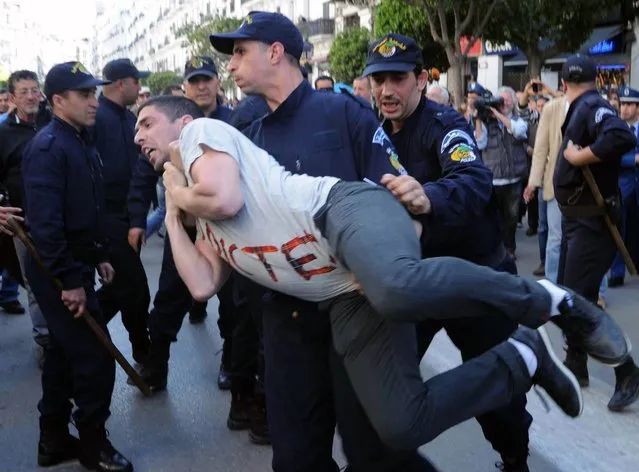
{"left": 0, "top": 10, "right": 638, "bottom": 472}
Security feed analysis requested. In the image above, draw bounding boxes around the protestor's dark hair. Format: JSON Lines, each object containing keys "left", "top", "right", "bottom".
{"left": 161, "top": 84, "right": 183, "bottom": 95}
{"left": 0, "top": 88, "right": 6, "bottom": 94}
{"left": 138, "top": 95, "right": 204, "bottom": 121}
{"left": 314, "top": 75, "right": 335, "bottom": 88}
{"left": 7, "top": 70, "right": 39, "bottom": 94}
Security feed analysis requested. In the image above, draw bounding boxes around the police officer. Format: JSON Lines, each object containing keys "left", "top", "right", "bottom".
{"left": 610, "top": 85, "right": 639, "bottom": 287}
{"left": 211, "top": 12, "right": 439, "bottom": 472}
{"left": 21, "top": 62, "right": 132, "bottom": 471}
{"left": 94, "top": 58, "right": 152, "bottom": 364}
{"left": 126, "top": 58, "right": 244, "bottom": 396}
{"left": 362, "top": 33, "right": 531, "bottom": 471}
{"left": 554, "top": 55, "right": 639, "bottom": 411}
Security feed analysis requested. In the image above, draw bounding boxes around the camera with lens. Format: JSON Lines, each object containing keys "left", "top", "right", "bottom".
{"left": 475, "top": 95, "right": 504, "bottom": 123}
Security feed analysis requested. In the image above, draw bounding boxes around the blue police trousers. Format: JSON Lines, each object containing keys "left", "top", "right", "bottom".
{"left": 25, "top": 258, "right": 115, "bottom": 428}
{"left": 313, "top": 182, "right": 552, "bottom": 448}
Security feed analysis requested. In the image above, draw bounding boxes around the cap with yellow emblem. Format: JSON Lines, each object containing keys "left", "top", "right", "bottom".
{"left": 184, "top": 56, "right": 218, "bottom": 81}
{"left": 44, "top": 61, "right": 110, "bottom": 99}
{"left": 363, "top": 34, "right": 423, "bottom": 77}
{"left": 209, "top": 11, "right": 304, "bottom": 60}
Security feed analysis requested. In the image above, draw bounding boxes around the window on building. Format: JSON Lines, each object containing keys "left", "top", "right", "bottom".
{"left": 344, "top": 14, "right": 360, "bottom": 29}
{"left": 206, "top": 2, "right": 210, "bottom": 15}
{"left": 323, "top": 2, "right": 330, "bottom": 19}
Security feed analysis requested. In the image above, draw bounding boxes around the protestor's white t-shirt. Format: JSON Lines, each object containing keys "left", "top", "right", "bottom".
{"left": 179, "top": 118, "right": 356, "bottom": 301}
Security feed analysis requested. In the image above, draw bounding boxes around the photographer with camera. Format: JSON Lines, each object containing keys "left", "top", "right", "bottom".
{"left": 465, "top": 82, "right": 488, "bottom": 151}
{"left": 478, "top": 87, "right": 529, "bottom": 258}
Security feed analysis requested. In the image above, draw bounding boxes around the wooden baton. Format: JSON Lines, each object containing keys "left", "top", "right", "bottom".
{"left": 582, "top": 166, "right": 637, "bottom": 276}
{"left": 7, "top": 217, "right": 152, "bottom": 396}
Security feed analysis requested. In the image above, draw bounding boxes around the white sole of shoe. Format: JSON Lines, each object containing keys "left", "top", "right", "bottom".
{"left": 537, "top": 326, "right": 584, "bottom": 417}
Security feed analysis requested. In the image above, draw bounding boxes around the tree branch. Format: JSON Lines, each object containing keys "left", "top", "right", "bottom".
{"left": 424, "top": 3, "right": 445, "bottom": 46}
{"left": 437, "top": 0, "right": 450, "bottom": 44}
{"left": 471, "top": 0, "right": 501, "bottom": 39}
{"left": 458, "top": 0, "right": 477, "bottom": 35}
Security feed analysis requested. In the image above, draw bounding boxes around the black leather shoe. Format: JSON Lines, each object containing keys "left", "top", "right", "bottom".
{"left": 608, "top": 366, "right": 639, "bottom": 412}
{"left": 127, "top": 363, "right": 167, "bottom": 392}
{"left": 249, "top": 394, "right": 271, "bottom": 445}
{"left": 38, "top": 417, "right": 80, "bottom": 467}
{"left": 78, "top": 426, "right": 133, "bottom": 472}
{"left": 532, "top": 264, "right": 545, "bottom": 277}
{"left": 563, "top": 347, "right": 589, "bottom": 387}
{"left": 553, "top": 288, "right": 631, "bottom": 366}
{"left": 227, "top": 391, "right": 251, "bottom": 430}
{"left": 511, "top": 326, "right": 583, "bottom": 418}
{"left": 496, "top": 455, "right": 530, "bottom": 472}
{"left": 525, "top": 227, "right": 537, "bottom": 237}
{"left": 0, "top": 300, "right": 25, "bottom": 314}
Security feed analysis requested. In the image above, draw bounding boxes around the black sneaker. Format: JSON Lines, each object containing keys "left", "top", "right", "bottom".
{"left": 249, "top": 394, "right": 271, "bottom": 445}
{"left": 563, "top": 347, "right": 589, "bottom": 387}
{"left": 553, "top": 288, "right": 631, "bottom": 366}
{"left": 0, "top": 300, "right": 25, "bottom": 314}
{"left": 217, "top": 360, "right": 231, "bottom": 391}
{"left": 227, "top": 391, "right": 251, "bottom": 431}
{"left": 511, "top": 326, "right": 583, "bottom": 418}
{"left": 127, "top": 363, "right": 167, "bottom": 392}
{"left": 608, "top": 367, "right": 639, "bottom": 412}
{"left": 78, "top": 427, "right": 132, "bottom": 472}
{"left": 496, "top": 456, "right": 530, "bottom": 472}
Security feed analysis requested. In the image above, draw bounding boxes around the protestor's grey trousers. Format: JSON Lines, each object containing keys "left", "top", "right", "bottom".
{"left": 313, "top": 182, "right": 553, "bottom": 449}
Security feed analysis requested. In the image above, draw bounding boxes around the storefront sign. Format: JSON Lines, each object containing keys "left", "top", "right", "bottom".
{"left": 484, "top": 40, "right": 519, "bottom": 55}
{"left": 460, "top": 36, "right": 483, "bottom": 57}
{"left": 589, "top": 38, "right": 619, "bottom": 55}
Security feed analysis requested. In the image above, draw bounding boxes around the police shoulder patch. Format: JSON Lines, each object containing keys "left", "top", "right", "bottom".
{"left": 440, "top": 129, "right": 475, "bottom": 154}
{"left": 595, "top": 107, "right": 615, "bottom": 124}
{"left": 372, "top": 126, "right": 391, "bottom": 147}
{"left": 450, "top": 143, "right": 477, "bottom": 163}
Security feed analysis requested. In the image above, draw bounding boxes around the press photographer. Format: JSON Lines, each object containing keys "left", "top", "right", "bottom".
{"left": 480, "top": 86, "right": 529, "bottom": 258}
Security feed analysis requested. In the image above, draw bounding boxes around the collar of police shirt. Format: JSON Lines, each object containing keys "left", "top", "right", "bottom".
{"left": 263, "top": 80, "right": 312, "bottom": 121}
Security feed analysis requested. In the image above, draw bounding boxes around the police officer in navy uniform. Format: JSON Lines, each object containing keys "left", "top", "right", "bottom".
{"left": 362, "top": 34, "right": 531, "bottom": 472}
{"left": 94, "top": 58, "right": 152, "bottom": 364}
{"left": 554, "top": 55, "right": 639, "bottom": 411}
{"left": 21, "top": 62, "right": 132, "bottom": 471}
{"left": 211, "top": 12, "right": 439, "bottom": 472}
{"left": 610, "top": 85, "right": 639, "bottom": 288}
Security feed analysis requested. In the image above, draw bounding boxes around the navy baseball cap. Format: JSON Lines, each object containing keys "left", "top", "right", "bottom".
{"left": 103, "top": 58, "right": 151, "bottom": 81}
{"left": 561, "top": 54, "right": 597, "bottom": 83}
{"left": 620, "top": 86, "right": 639, "bottom": 103}
{"left": 362, "top": 34, "right": 422, "bottom": 76}
{"left": 44, "top": 61, "right": 110, "bottom": 98}
{"left": 467, "top": 82, "right": 487, "bottom": 95}
{"left": 184, "top": 56, "right": 218, "bottom": 81}
{"left": 210, "top": 11, "right": 304, "bottom": 61}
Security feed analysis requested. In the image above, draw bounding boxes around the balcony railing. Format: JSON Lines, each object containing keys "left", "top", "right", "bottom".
{"left": 307, "top": 18, "right": 335, "bottom": 37}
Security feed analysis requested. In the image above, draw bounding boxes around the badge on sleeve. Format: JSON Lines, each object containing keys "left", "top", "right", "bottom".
{"left": 450, "top": 143, "right": 477, "bottom": 163}
{"left": 595, "top": 107, "right": 615, "bottom": 124}
{"left": 440, "top": 129, "right": 475, "bottom": 154}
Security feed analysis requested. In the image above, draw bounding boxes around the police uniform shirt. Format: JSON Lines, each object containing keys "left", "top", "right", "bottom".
{"left": 245, "top": 80, "right": 405, "bottom": 182}
{"left": 554, "top": 89, "right": 637, "bottom": 206}
{"left": 22, "top": 117, "right": 107, "bottom": 290}
{"left": 180, "top": 118, "right": 355, "bottom": 301}
{"left": 93, "top": 94, "right": 139, "bottom": 210}
{"left": 385, "top": 97, "right": 501, "bottom": 260}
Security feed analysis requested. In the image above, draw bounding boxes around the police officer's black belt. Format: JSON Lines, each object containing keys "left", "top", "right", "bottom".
{"left": 558, "top": 204, "right": 607, "bottom": 218}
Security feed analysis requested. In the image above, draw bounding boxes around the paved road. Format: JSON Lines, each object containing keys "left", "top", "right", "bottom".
{"left": 1, "top": 228, "right": 637, "bottom": 472}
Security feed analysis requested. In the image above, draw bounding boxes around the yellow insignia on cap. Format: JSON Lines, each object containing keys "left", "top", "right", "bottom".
{"left": 241, "top": 14, "right": 252, "bottom": 28}
{"left": 189, "top": 57, "right": 204, "bottom": 69}
{"left": 71, "top": 62, "right": 88, "bottom": 74}
{"left": 373, "top": 37, "right": 408, "bottom": 58}
{"left": 625, "top": 88, "right": 630, "bottom": 96}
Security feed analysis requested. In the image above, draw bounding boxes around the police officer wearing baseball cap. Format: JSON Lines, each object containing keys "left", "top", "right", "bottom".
{"left": 212, "top": 12, "right": 440, "bottom": 472}
{"left": 22, "top": 61, "right": 133, "bottom": 471}
{"left": 554, "top": 54, "right": 639, "bottom": 412}
{"left": 182, "top": 56, "right": 231, "bottom": 122}
{"left": 363, "top": 33, "right": 533, "bottom": 471}
{"left": 92, "top": 58, "right": 153, "bottom": 367}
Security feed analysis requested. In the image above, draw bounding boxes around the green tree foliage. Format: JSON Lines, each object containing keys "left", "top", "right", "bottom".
{"left": 375, "top": 0, "right": 448, "bottom": 70}
{"left": 147, "top": 71, "right": 181, "bottom": 96}
{"left": 328, "top": 27, "right": 370, "bottom": 84}
{"left": 496, "top": 0, "right": 602, "bottom": 79}
{"left": 175, "top": 15, "right": 243, "bottom": 90}
{"left": 407, "top": 0, "right": 505, "bottom": 106}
